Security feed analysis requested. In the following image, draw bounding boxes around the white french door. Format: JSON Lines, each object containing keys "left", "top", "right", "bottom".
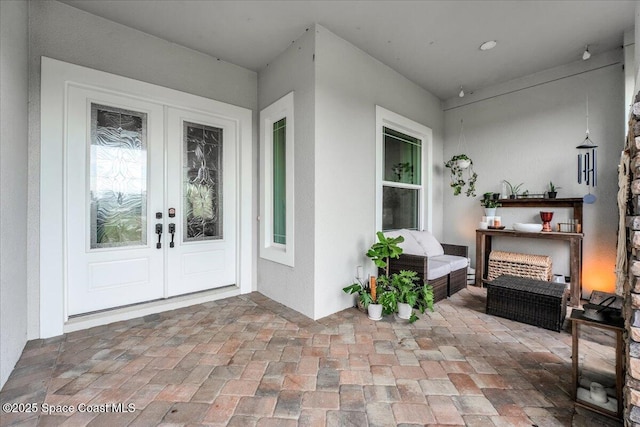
{"left": 166, "top": 107, "right": 236, "bottom": 297}
{"left": 66, "top": 86, "right": 236, "bottom": 315}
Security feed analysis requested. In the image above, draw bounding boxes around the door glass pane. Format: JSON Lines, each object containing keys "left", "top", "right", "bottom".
{"left": 90, "top": 104, "right": 147, "bottom": 249}
{"left": 382, "top": 186, "right": 418, "bottom": 230}
{"left": 184, "top": 121, "right": 223, "bottom": 241}
{"left": 383, "top": 127, "right": 421, "bottom": 184}
{"left": 273, "top": 118, "right": 286, "bottom": 245}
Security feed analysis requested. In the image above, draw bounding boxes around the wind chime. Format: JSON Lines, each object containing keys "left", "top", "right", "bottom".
{"left": 577, "top": 88, "right": 597, "bottom": 204}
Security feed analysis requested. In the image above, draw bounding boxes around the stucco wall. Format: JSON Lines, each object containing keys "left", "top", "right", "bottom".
{"left": 257, "top": 27, "right": 316, "bottom": 318}
{"left": 27, "top": 0, "right": 258, "bottom": 337}
{"left": 314, "top": 25, "right": 444, "bottom": 319}
{"left": 0, "top": 0, "right": 29, "bottom": 388}
{"left": 443, "top": 51, "right": 624, "bottom": 296}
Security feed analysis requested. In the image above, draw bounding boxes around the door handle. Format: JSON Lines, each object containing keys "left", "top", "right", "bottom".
{"left": 168, "top": 223, "right": 176, "bottom": 248}
{"left": 155, "top": 223, "right": 163, "bottom": 249}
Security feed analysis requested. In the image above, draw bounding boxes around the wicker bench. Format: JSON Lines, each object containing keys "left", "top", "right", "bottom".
{"left": 383, "top": 229, "right": 469, "bottom": 303}
{"left": 485, "top": 274, "right": 568, "bottom": 332}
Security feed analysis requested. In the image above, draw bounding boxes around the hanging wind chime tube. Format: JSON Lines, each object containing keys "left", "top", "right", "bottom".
{"left": 577, "top": 89, "right": 598, "bottom": 187}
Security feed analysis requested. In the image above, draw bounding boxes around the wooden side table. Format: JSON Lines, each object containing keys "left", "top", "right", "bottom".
{"left": 569, "top": 310, "right": 624, "bottom": 420}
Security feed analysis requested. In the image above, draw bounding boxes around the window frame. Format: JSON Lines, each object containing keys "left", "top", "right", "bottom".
{"left": 375, "top": 106, "right": 432, "bottom": 232}
{"left": 260, "top": 92, "right": 295, "bottom": 266}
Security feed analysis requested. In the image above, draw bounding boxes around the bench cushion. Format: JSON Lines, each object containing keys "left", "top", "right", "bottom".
{"left": 384, "top": 229, "right": 428, "bottom": 256}
{"left": 408, "top": 230, "right": 445, "bottom": 257}
{"left": 430, "top": 254, "right": 469, "bottom": 271}
{"left": 427, "top": 259, "right": 451, "bottom": 280}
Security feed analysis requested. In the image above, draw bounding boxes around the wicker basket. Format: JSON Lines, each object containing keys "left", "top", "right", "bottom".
{"left": 487, "top": 251, "right": 552, "bottom": 281}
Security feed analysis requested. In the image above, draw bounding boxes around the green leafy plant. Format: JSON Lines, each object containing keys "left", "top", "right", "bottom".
{"left": 444, "top": 154, "right": 478, "bottom": 197}
{"left": 342, "top": 278, "right": 374, "bottom": 309}
{"left": 548, "top": 181, "right": 562, "bottom": 192}
{"left": 391, "top": 270, "right": 433, "bottom": 323}
{"left": 480, "top": 192, "right": 502, "bottom": 208}
{"left": 378, "top": 288, "right": 398, "bottom": 315}
{"left": 392, "top": 270, "right": 420, "bottom": 307}
{"left": 503, "top": 180, "right": 524, "bottom": 198}
{"left": 366, "top": 232, "right": 404, "bottom": 277}
{"left": 416, "top": 282, "right": 435, "bottom": 314}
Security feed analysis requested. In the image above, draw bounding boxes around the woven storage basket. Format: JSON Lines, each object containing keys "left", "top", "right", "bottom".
{"left": 487, "top": 251, "right": 552, "bottom": 281}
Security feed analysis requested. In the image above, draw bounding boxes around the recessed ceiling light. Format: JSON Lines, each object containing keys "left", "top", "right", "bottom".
{"left": 479, "top": 40, "right": 497, "bottom": 51}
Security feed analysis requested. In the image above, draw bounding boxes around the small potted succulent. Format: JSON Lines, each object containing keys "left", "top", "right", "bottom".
{"left": 547, "top": 181, "right": 562, "bottom": 199}
{"left": 503, "top": 180, "right": 524, "bottom": 199}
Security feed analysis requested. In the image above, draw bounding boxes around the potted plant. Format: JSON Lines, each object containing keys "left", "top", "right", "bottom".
{"left": 503, "top": 180, "right": 523, "bottom": 199}
{"left": 342, "top": 278, "right": 372, "bottom": 312}
{"left": 547, "top": 181, "right": 561, "bottom": 199}
{"left": 391, "top": 270, "right": 420, "bottom": 320}
{"left": 367, "top": 231, "right": 404, "bottom": 277}
{"left": 373, "top": 269, "right": 435, "bottom": 323}
{"left": 480, "top": 192, "right": 502, "bottom": 216}
{"left": 376, "top": 275, "right": 398, "bottom": 317}
{"left": 445, "top": 154, "right": 478, "bottom": 197}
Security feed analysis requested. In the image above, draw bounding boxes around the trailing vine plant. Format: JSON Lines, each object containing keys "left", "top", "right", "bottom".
{"left": 445, "top": 154, "right": 478, "bottom": 197}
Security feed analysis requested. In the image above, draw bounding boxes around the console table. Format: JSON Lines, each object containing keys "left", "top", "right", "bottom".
{"left": 475, "top": 229, "right": 583, "bottom": 306}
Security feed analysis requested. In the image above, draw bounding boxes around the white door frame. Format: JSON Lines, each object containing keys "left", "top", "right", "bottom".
{"left": 40, "top": 57, "right": 253, "bottom": 338}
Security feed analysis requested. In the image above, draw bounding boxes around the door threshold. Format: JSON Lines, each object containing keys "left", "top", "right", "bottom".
{"left": 64, "top": 285, "right": 240, "bottom": 334}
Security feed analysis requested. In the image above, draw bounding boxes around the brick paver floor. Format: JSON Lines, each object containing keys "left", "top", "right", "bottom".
{"left": 0, "top": 287, "right": 622, "bottom": 426}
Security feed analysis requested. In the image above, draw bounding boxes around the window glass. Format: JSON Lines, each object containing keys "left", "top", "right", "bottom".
{"left": 273, "top": 118, "right": 286, "bottom": 245}
{"left": 382, "top": 186, "right": 419, "bottom": 230}
{"left": 383, "top": 127, "right": 421, "bottom": 185}
{"left": 90, "top": 103, "right": 147, "bottom": 249}
{"left": 183, "top": 121, "right": 223, "bottom": 242}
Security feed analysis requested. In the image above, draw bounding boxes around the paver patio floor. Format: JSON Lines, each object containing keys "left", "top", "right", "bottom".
{"left": 0, "top": 287, "right": 622, "bottom": 426}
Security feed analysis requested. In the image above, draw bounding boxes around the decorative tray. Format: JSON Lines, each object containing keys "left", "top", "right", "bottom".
{"left": 488, "top": 225, "right": 506, "bottom": 230}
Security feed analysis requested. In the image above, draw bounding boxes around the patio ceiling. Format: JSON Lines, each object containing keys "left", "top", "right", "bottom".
{"left": 59, "top": 0, "right": 636, "bottom": 100}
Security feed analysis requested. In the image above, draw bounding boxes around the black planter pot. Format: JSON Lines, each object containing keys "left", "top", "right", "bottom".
{"left": 547, "top": 191, "right": 557, "bottom": 199}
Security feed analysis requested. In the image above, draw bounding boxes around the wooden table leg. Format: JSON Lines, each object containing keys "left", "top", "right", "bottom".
{"left": 572, "top": 321, "right": 579, "bottom": 400}
{"left": 475, "top": 232, "right": 491, "bottom": 287}
{"left": 569, "top": 238, "right": 581, "bottom": 306}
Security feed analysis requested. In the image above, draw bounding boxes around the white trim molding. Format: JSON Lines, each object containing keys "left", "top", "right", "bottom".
{"left": 259, "top": 92, "right": 295, "bottom": 266}
{"left": 375, "top": 105, "right": 433, "bottom": 233}
{"left": 40, "top": 57, "right": 253, "bottom": 338}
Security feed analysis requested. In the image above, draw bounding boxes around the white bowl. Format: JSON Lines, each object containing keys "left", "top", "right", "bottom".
{"left": 513, "top": 223, "right": 543, "bottom": 232}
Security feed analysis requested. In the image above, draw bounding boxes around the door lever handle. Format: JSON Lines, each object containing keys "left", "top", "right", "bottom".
{"left": 168, "top": 223, "right": 176, "bottom": 248}
{"left": 155, "top": 223, "right": 163, "bottom": 249}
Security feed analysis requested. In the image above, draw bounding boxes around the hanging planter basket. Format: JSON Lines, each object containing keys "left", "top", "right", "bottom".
{"left": 445, "top": 154, "right": 478, "bottom": 197}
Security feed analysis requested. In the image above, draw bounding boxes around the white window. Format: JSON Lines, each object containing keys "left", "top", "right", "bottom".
{"left": 376, "top": 106, "right": 432, "bottom": 232}
{"left": 260, "top": 92, "right": 294, "bottom": 266}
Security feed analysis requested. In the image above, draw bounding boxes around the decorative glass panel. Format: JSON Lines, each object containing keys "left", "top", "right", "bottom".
{"left": 90, "top": 104, "right": 147, "bottom": 249}
{"left": 382, "top": 186, "right": 418, "bottom": 230}
{"left": 184, "top": 121, "right": 223, "bottom": 241}
{"left": 383, "top": 127, "right": 421, "bottom": 184}
{"left": 273, "top": 118, "right": 286, "bottom": 245}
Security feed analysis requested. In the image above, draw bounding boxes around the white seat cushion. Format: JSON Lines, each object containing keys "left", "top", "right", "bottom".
{"left": 384, "top": 229, "right": 427, "bottom": 256}
{"left": 430, "top": 255, "right": 469, "bottom": 271}
{"left": 408, "top": 230, "right": 445, "bottom": 257}
{"left": 427, "top": 259, "right": 451, "bottom": 280}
